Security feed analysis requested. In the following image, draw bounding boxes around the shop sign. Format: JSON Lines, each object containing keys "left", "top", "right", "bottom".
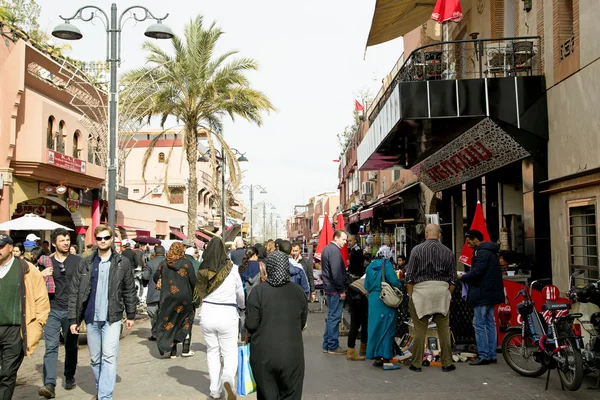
{"left": 66, "top": 188, "right": 80, "bottom": 214}
{"left": 14, "top": 204, "right": 47, "bottom": 217}
{"left": 79, "top": 189, "right": 93, "bottom": 206}
{"left": 47, "top": 150, "right": 86, "bottom": 174}
{"left": 411, "top": 118, "right": 530, "bottom": 192}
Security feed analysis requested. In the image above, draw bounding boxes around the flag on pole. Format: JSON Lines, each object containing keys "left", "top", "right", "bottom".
{"left": 336, "top": 214, "right": 349, "bottom": 268}
{"left": 458, "top": 201, "right": 491, "bottom": 266}
{"left": 354, "top": 99, "right": 364, "bottom": 112}
{"left": 314, "top": 214, "right": 334, "bottom": 261}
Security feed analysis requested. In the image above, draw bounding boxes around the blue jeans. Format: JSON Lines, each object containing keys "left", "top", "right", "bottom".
{"left": 87, "top": 321, "right": 121, "bottom": 400}
{"left": 43, "top": 309, "right": 79, "bottom": 385}
{"left": 322, "top": 294, "right": 344, "bottom": 351}
{"left": 473, "top": 305, "right": 497, "bottom": 360}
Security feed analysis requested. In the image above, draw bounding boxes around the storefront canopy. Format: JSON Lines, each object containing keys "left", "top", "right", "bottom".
{"left": 366, "top": 0, "right": 436, "bottom": 47}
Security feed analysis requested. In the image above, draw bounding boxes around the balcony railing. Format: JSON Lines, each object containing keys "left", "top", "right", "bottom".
{"left": 368, "top": 36, "right": 542, "bottom": 124}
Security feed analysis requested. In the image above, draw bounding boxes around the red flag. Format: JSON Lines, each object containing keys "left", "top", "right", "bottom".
{"left": 354, "top": 99, "right": 364, "bottom": 112}
{"left": 314, "top": 214, "right": 334, "bottom": 261}
{"left": 336, "top": 214, "right": 349, "bottom": 269}
{"left": 431, "top": 0, "right": 463, "bottom": 23}
{"left": 458, "top": 201, "right": 491, "bottom": 266}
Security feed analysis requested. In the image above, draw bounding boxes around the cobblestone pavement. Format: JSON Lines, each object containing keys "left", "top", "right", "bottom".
{"left": 13, "top": 310, "right": 599, "bottom": 399}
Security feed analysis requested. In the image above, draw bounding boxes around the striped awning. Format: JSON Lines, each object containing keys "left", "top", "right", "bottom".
{"left": 366, "top": 0, "right": 436, "bottom": 47}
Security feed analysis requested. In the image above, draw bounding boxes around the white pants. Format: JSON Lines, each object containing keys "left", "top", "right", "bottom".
{"left": 200, "top": 304, "right": 239, "bottom": 397}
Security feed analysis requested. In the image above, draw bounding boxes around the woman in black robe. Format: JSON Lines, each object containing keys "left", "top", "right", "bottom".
{"left": 153, "top": 242, "right": 197, "bottom": 357}
{"left": 246, "top": 251, "right": 308, "bottom": 400}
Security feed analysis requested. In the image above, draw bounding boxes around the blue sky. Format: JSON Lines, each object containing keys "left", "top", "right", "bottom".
{"left": 38, "top": 0, "right": 404, "bottom": 234}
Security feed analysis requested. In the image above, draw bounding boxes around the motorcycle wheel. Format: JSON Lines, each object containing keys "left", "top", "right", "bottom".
{"left": 502, "top": 330, "right": 548, "bottom": 377}
{"left": 556, "top": 331, "right": 584, "bottom": 391}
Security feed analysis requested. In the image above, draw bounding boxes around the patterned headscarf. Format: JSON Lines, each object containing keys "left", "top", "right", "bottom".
{"left": 166, "top": 242, "right": 186, "bottom": 266}
{"left": 194, "top": 237, "right": 232, "bottom": 302}
{"left": 265, "top": 251, "right": 290, "bottom": 287}
{"left": 376, "top": 245, "right": 393, "bottom": 260}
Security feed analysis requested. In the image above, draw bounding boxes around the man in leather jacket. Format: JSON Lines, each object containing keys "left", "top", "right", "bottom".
{"left": 68, "top": 225, "right": 136, "bottom": 399}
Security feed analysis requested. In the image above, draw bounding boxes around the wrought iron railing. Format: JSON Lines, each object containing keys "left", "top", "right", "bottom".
{"left": 368, "top": 36, "right": 542, "bottom": 124}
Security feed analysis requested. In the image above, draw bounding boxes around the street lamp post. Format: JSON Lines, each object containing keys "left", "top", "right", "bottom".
{"left": 198, "top": 148, "right": 248, "bottom": 241}
{"left": 256, "top": 201, "right": 276, "bottom": 241}
{"left": 52, "top": 4, "right": 174, "bottom": 233}
{"left": 238, "top": 184, "right": 267, "bottom": 245}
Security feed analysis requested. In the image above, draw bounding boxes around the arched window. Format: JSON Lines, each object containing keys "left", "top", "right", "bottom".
{"left": 56, "top": 120, "right": 65, "bottom": 153}
{"left": 73, "top": 130, "right": 80, "bottom": 158}
{"left": 169, "top": 188, "right": 184, "bottom": 204}
{"left": 46, "top": 116, "right": 55, "bottom": 149}
{"left": 197, "top": 189, "right": 205, "bottom": 206}
{"left": 158, "top": 152, "right": 165, "bottom": 163}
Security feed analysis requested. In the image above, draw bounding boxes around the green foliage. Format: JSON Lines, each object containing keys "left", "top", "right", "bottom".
{"left": 337, "top": 110, "right": 360, "bottom": 157}
{"left": 0, "top": 0, "right": 40, "bottom": 33}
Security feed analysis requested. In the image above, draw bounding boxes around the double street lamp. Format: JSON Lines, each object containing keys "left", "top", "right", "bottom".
{"left": 237, "top": 184, "right": 267, "bottom": 245}
{"left": 52, "top": 3, "right": 174, "bottom": 233}
{"left": 254, "top": 201, "right": 276, "bottom": 242}
{"left": 198, "top": 148, "right": 248, "bottom": 240}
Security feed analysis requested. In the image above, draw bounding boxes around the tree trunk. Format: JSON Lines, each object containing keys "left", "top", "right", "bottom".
{"left": 185, "top": 124, "right": 198, "bottom": 240}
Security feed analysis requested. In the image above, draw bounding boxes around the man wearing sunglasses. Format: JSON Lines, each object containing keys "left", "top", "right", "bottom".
{"left": 68, "top": 225, "right": 136, "bottom": 400}
{"left": 0, "top": 233, "right": 49, "bottom": 399}
{"left": 39, "top": 228, "right": 82, "bottom": 398}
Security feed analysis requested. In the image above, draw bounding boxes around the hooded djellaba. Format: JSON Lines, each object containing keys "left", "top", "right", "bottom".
{"left": 153, "top": 242, "right": 197, "bottom": 357}
{"left": 245, "top": 251, "right": 308, "bottom": 399}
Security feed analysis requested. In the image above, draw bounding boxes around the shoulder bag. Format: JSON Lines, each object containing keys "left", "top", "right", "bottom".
{"left": 379, "top": 260, "right": 403, "bottom": 308}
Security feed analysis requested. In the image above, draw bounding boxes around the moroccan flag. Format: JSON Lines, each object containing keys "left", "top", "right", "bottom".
{"left": 354, "top": 99, "right": 364, "bottom": 112}
{"left": 336, "top": 213, "right": 349, "bottom": 269}
{"left": 458, "top": 201, "right": 491, "bottom": 266}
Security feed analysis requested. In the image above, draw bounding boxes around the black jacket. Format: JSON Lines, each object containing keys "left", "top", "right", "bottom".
{"left": 461, "top": 242, "right": 505, "bottom": 307}
{"left": 122, "top": 248, "right": 137, "bottom": 269}
{"left": 321, "top": 242, "right": 347, "bottom": 293}
{"left": 297, "top": 256, "right": 315, "bottom": 293}
{"left": 348, "top": 245, "right": 365, "bottom": 277}
{"left": 68, "top": 250, "right": 137, "bottom": 325}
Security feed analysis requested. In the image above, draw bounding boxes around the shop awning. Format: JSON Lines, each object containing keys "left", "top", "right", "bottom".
{"left": 378, "top": 181, "right": 421, "bottom": 207}
{"left": 360, "top": 207, "right": 375, "bottom": 220}
{"left": 366, "top": 0, "right": 436, "bottom": 47}
{"left": 383, "top": 218, "right": 415, "bottom": 224}
{"left": 349, "top": 212, "right": 360, "bottom": 223}
{"left": 194, "top": 238, "right": 205, "bottom": 249}
{"left": 115, "top": 224, "right": 151, "bottom": 237}
{"left": 170, "top": 229, "right": 187, "bottom": 240}
{"left": 195, "top": 230, "right": 213, "bottom": 241}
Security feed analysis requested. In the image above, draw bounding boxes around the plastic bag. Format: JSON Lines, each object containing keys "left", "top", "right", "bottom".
{"left": 236, "top": 343, "right": 256, "bottom": 396}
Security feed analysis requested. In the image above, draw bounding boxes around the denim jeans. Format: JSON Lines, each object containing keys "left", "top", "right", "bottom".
{"left": 43, "top": 309, "right": 79, "bottom": 385}
{"left": 473, "top": 305, "right": 497, "bottom": 360}
{"left": 322, "top": 294, "right": 344, "bottom": 351}
{"left": 87, "top": 321, "right": 121, "bottom": 400}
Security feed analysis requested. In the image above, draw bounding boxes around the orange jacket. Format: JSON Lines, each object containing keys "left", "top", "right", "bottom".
{"left": 18, "top": 258, "right": 50, "bottom": 356}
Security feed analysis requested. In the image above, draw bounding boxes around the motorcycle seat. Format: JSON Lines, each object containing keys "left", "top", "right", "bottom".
{"left": 542, "top": 301, "right": 571, "bottom": 311}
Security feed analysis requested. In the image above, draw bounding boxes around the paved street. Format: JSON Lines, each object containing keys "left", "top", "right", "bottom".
{"left": 13, "top": 309, "right": 599, "bottom": 400}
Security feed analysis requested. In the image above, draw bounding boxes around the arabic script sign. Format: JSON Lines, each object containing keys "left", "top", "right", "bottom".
{"left": 47, "top": 150, "right": 86, "bottom": 174}
{"left": 411, "top": 118, "right": 530, "bottom": 192}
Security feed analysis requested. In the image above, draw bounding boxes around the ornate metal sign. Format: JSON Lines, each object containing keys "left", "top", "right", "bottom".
{"left": 411, "top": 118, "right": 530, "bottom": 192}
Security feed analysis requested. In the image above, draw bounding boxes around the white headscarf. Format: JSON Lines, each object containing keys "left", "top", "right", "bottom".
{"left": 184, "top": 247, "right": 195, "bottom": 256}
{"left": 376, "top": 245, "right": 393, "bottom": 260}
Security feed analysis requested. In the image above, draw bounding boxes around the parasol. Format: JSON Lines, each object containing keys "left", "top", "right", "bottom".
{"left": 314, "top": 214, "right": 334, "bottom": 261}
{"left": 458, "top": 201, "right": 491, "bottom": 266}
{"left": 336, "top": 214, "right": 349, "bottom": 268}
{"left": 133, "top": 236, "right": 161, "bottom": 245}
{"left": 0, "top": 213, "right": 73, "bottom": 231}
{"left": 431, "top": 0, "right": 463, "bottom": 78}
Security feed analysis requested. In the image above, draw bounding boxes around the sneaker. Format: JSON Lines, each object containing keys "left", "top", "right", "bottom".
{"left": 322, "top": 348, "right": 328, "bottom": 353}
{"left": 409, "top": 365, "right": 422, "bottom": 372}
{"left": 148, "top": 336, "right": 157, "bottom": 341}
{"left": 65, "top": 376, "right": 76, "bottom": 390}
{"left": 469, "top": 358, "right": 491, "bottom": 366}
{"left": 39, "top": 384, "right": 56, "bottom": 399}
{"left": 442, "top": 364, "right": 456, "bottom": 372}
{"left": 327, "top": 347, "right": 347, "bottom": 355}
{"left": 224, "top": 381, "right": 236, "bottom": 400}
{"left": 181, "top": 350, "right": 195, "bottom": 357}
{"left": 170, "top": 347, "right": 177, "bottom": 359}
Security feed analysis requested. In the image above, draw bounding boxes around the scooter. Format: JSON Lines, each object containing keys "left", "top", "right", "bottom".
{"left": 568, "top": 270, "right": 600, "bottom": 389}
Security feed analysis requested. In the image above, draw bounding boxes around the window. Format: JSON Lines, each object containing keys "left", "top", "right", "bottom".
{"left": 569, "top": 200, "right": 599, "bottom": 278}
{"left": 169, "top": 188, "right": 184, "bottom": 204}
{"left": 133, "top": 189, "right": 140, "bottom": 194}
{"left": 47, "top": 116, "right": 55, "bottom": 149}
{"left": 73, "top": 131, "right": 80, "bottom": 158}
{"left": 158, "top": 152, "right": 165, "bottom": 163}
{"left": 558, "top": 0, "right": 574, "bottom": 60}
{"left": 393, "top": 169, "right": 401, "bottom": 182}
{"left": 56, "top": 120, "right": 65, "bottom": 153}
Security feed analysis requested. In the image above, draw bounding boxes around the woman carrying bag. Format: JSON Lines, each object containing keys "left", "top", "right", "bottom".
{"left": 364, "top": 246, "right": 403, "bottom": 367}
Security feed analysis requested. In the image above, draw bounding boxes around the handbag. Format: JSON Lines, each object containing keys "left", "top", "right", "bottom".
{"left": 236, "top": 343, "right": 256, "bottom": 396}
{"left": 379, "top": 260, "right": 403, "bottom": 308}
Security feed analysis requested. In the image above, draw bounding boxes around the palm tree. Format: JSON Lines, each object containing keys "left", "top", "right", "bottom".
{"left": 120, "top": 15, "right": 275, "bottom": 239}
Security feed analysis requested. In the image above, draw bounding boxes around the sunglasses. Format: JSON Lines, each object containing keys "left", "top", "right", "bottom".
{"left": 95, "top": 235, "right": 112, "bottom": 242}
{"left": 58, "top": 262, "right": 66, "bottom": 275}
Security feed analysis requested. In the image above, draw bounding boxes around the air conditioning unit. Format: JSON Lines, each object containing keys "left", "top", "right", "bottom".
{"left": 361, "top": 181, "right": 373, "bottom": 195}
{"left": 359, "top": 194, "right": 368, "bottom": 202}
{"left": 152, "top": 188, "right": 161, "bottom": 194}
{"left": 368, "top": 171, "right": 378, "bottom": 181}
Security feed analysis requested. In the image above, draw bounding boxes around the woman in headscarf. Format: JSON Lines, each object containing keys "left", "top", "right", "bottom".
{"left": 195, "top": 237, "right": 245, "bottom": 400}
{"left": 246, "top": 251, "right": 308, "bottom": 400}
{"left": 153, "top": 242, "right": 197, "bottom": 358}
{"left": 364, "top": 245, "right": 403, "bottom": 367}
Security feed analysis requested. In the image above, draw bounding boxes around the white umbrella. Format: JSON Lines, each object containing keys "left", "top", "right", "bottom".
{"left": 0, "top": 213, "right": 73, "bottom": 231}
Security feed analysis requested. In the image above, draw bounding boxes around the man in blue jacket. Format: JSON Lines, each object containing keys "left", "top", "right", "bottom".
{"left": 459, "top": 229, "right": 505, "bottom": 366}
{"left": 320, "top": 230, "right": 348, "bottom": 355}
{"left": 280, "top": 241, "right": 310, "bottom": 297}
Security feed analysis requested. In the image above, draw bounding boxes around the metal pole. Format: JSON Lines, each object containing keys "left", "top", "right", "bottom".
{"left": 221, "top": 145, "right": 226, "bottom": 241}
{"left": 270, "top": 213, "right": 274, "bottom": 239}
{"left": 249, "top": 185, "right": 253, "bottom": 245}
{"left": 107, "top": 3, "right": 118, "bottom": 232}
{"left": 263, "top": 202, "right": 266, "bottom": 241}
{"left": 275, "top": 218, "right": 278, "bottom": 239}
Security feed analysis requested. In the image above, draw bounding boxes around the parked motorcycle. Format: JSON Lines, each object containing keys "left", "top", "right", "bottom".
{"left": 502, "top": 279, "right": 584, "bottom": 391}
{"left": 568, "top": 270, "right": 600, "bottom": 389}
